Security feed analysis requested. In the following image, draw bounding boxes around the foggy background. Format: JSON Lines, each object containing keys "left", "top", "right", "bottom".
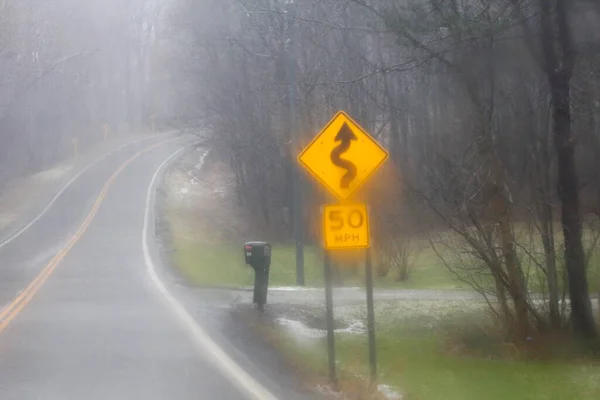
{"left": 165, "top": 0, "right": 600, "bottom": 339}
{"left": 2, "top": 0, "right": 600, "bottom": 339}
{"left": 0, "top": 0, "right": 171, "bottom": 185}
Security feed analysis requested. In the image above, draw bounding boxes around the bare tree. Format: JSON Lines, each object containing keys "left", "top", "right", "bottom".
{"left": 539, "top": 0, "right": 598, "bottom": 339}
{"left": 166, "top": 0, "right": 600, "bottom": 341}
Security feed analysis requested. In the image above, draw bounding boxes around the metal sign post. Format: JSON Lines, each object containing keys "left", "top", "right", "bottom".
{"left": 365, "top": 247, "right": 377, "bottom": 388}
{"left": 323, "top": 249, "right": 337, "bottom": 387}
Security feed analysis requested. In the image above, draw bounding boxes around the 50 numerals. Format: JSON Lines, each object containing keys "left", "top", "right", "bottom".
{"left": 328, "top": 209, "right": 364, "bottom": 230}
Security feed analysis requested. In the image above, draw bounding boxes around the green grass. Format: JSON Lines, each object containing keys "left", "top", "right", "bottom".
{"left": 166, "top": 206, "right": 599, "bottom": 291}
{"left": 374, "top": 249, "right": 467, "bottom": 289}
{"left": 172, "top": 238, "right": 323, "bottom": 287}
{"left": 170, "top": 235, "right": 464, "bottom": 289}
{"left": 334, "top": 333, "right": 600, "bottom": 400}
{"left": 166, "top": 203, "right": 600, "bottom": 399}
{"left": 258, "top": 301, "right": 600, "bottom": 400}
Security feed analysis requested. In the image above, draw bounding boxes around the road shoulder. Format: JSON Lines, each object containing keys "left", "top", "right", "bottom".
{"left": 152, "top": 146, "right": 324, "bottom": 400}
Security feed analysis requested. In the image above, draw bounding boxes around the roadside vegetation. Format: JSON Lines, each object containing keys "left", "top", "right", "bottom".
{"left": 169, "top": 236, "right": 465, "bottom": 290}
{"left": 163, "top": 150, "right": 600, "bottom": 399}
{"left": 246, "top": 301, "right": 600, "bottom": 400}
{"left": 170, "top": 222, "right": 600, "bottom": 293}
{"left": 167, "top": 0, "right": 600, "bottom": 344}
{"left": 162, "top": 0, "right": 600, "bottom": 398}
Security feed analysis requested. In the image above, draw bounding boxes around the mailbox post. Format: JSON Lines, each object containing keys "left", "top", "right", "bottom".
{"left": 243, "top": 241, "right": 271, "bottom": 311}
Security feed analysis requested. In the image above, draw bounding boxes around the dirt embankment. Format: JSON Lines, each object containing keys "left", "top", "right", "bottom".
{"left": 161, "top": 147, "right": 257, "bottom": 244}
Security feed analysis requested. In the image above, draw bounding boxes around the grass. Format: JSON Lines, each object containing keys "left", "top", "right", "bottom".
{"left": 163, "top": 157, "right": 600, "bottom": 399}
{"left": 170, "top": 235, "right": 465, "bottom": 289}
{"left": 171, "top": 230, "right": 600, "bottom": 292}
{"left": 259, "top": 301, "right": 600, "bottom": 400}
{"left": 336, "top": 333, "right": 600, "bottom": 400}
{"left": 162, "top": 164, "right": 600, "bottom": 399}
{"left": 172, "top": 238, "right": 322, "bottom": 287}
{"left": 168, "top": 211, "right": 600, "bottom": 291}
{"left": 165, "top": 193, "right": 600, "bottom": 292}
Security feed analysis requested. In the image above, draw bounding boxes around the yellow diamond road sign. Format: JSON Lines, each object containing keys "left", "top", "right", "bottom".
{"left": 298, "top": 111, "right": 389, "bottom": 200}
{"left": 323, "top": 203, "right": 370, "bottom": 249}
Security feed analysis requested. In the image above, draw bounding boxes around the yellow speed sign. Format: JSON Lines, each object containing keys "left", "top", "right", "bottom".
{"left": 323, "top": 203, "right": 370, "bottom": 250}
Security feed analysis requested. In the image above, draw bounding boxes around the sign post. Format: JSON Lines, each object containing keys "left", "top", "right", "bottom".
{"left": 365, "top": 246, "right": 377, "bottom": 387}
{"left": 298, "top": 111, "right": 388, "bottom": 390}
{"left": 323, "top": 249, "right": 337, "bottom": 387}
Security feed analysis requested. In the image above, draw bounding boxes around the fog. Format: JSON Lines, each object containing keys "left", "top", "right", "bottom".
{"left": 164, "top": 0, "right": 600, "bottom": 340}
{"left": 0, "top": 0, "right": 170, "bottom": 184}
{"left": 1, "top": 0, "right": 600, "bottom": 354}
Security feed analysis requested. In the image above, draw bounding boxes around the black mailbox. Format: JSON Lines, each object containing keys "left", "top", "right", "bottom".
{"left": 243, "top": 241, "right": 271, "bottom": 310}
{"left": 244, "top": 241, "right": 271, "bottom": 269}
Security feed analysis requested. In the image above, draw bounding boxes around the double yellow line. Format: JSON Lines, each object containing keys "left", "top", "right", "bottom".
{"left": 0, "top": 140, "right": 170, "bottom": 334}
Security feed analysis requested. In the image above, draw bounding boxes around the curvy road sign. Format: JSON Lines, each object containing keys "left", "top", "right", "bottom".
{"left": 323, "top": 203, "right": 370, "bottom": 249}
{"left": 298, "top": 111, "right": 389, "bottom": 200}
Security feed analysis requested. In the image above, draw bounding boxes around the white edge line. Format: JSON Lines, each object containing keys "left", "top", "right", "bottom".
{"left": 142, "top": 147, "right": 279, "bottom": 400}
{"left": 0, "top": 133, "right": 173, "bottom": 249}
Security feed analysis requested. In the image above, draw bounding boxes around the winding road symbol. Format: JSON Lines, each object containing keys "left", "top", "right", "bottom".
{"left": 330, "top": 123, "right": 357, "bottom": 189}
{"left": 297, "top": 110, "right": 388, "bottom": 200}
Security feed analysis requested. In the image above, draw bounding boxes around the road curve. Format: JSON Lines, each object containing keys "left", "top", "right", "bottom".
{"left": 0, "top": 137, "right": 270, "bottom": 400}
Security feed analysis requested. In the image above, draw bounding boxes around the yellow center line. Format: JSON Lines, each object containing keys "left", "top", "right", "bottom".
{"left": 0, "top": 139, "right": 173, "bottom": 334}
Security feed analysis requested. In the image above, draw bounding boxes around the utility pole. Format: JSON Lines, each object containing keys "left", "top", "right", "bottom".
{"left": 288, "top": 4, "right": 305, "bottom": 286}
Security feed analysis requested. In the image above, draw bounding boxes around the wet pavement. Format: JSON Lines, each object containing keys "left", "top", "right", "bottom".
{"left": 0, "top": 136, "right": 314, "bottom": 400}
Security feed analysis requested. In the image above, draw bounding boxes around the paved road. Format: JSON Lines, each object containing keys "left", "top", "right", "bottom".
{"left": 0, "top": 133, "right": 161, "bottom": 242}
{"left": 0, "top": 137, "right": 282, "bottom": 400}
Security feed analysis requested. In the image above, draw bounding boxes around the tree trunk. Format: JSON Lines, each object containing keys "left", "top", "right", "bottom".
{"left": 551, "top": 73, "right": 597, "bottom": 338}
{"left": 384, "top": 74, "right": 401, "bottom": 162}
{"left": 540, "top": 204, "right": 561, "bottom": 329}
{"left": 536, "top": 107, "right": 561, "bottom": 329}
{"left": 541, "top": 0, "right": 598, "bottom": 339}
{"left": 495, "top": 274, "right": 513, "bottom": 329}
{"left": 492, "top": 184, "right": 530, "bottom": 338}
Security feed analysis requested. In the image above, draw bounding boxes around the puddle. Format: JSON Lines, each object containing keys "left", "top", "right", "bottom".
{"left": 270, "top": 286, "right": 320, "bottom": 292}
{"left": 378, "top": 384, "right": 403, "bottom": 400}
{"left": 337, "top": 320, "right": 365, "bottom": 335}
{"left": 277, "top": 316, "right": 366, "bottom": 341}
{"left": 316, "top": 384, "right": 345, "bottom": 398}
{"left": 278, "top": 317, "right": 326, "bottom": 339}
